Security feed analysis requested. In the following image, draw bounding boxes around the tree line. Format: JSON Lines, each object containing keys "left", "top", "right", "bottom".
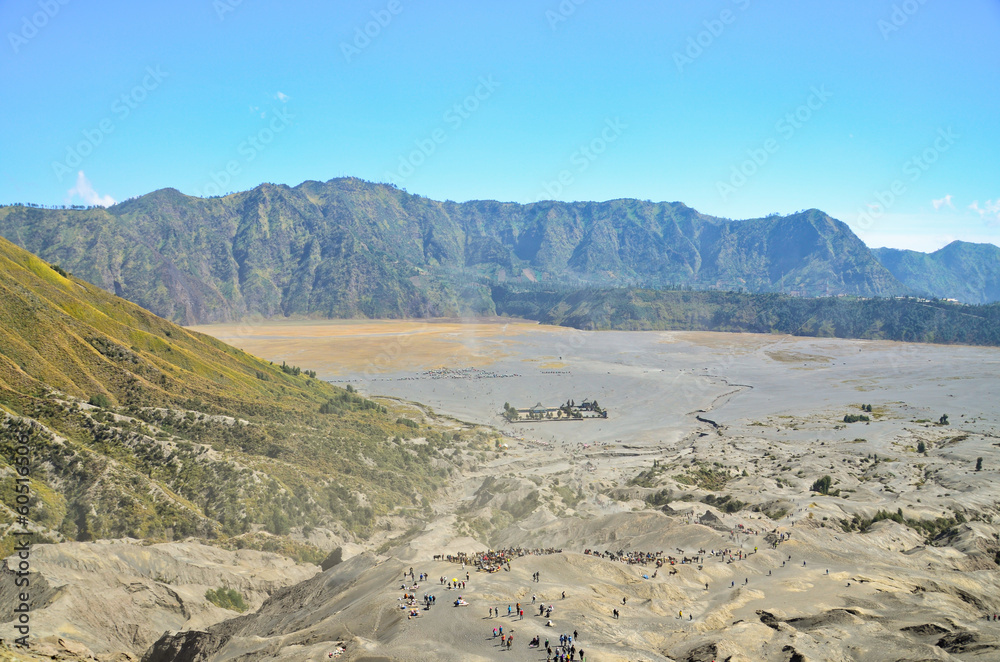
{"left": 491, "top": 286, "right": 1000, "bottom": 346}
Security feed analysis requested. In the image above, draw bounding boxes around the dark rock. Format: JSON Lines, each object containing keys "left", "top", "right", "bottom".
{"left": 320, "top": 547, "right": 343, "bottom": 572}
{"left": 786, "top": 609, "right": 863, "bottom": 630}
{"left": 757, "top": 609, "right": 782, "bottom": 630}
{"left": 682, "top": 642, "right": 719, "bottom": 662}
{"left": 901, "top": 623, "right": 950, "bottom": 636}
{"left": 936, "top": 630, "right": 999, "bottom": 654}
{"left": 141, "top": 630, "right": 224, "bottom": 662}
{"left": 781, "top": 645, "right": 806, "bottom": 662}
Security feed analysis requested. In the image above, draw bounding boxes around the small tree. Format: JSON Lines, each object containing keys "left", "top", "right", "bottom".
{"left": 939, "top": 414, "right": 949, "bottom": 425}
{"left": 976, "top": 457, "right": 983, "bottom": 471}
{"left": 205, "top": 587, "right": 248, "bottom": 612}
{"left": 811, "top": 475, "right": 833, "bottom": 494}
{"left": 917, "top": 441, "right": 926, "bottom": 454}
{"left": 88, "top": 394, "right": 113, "bottom": 409}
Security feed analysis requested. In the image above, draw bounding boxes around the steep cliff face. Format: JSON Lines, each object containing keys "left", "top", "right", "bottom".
{"left": 0, "top": 180, "right": 907, "bottom": 324}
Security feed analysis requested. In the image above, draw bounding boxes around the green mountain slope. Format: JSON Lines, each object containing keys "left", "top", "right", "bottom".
{"left": 0, "top": 179, "right": 907, "bottom": 324}
{"left": 873, "top": 241, "right": 1000, "bottom": 304}
{"left": 492, "top": 286, "right": 1000, "bottom": 345}
{"left": 0, "top": 236, "right": 492, "bottom": 557}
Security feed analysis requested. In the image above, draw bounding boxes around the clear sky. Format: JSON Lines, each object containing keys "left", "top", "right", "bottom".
{"left": 2, "top": 0, "right": 998, "bottom": 252}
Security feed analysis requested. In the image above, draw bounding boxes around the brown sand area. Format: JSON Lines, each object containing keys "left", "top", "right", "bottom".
{"left": 187, "top": 319, "right": 570, "bottom": 376}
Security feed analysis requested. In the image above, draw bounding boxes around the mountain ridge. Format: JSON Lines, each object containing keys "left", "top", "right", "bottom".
{"left": 872, "top": 240, "right": 1000, "bottom": 305}
{"left": 0, "top": 178, "right": 916, "bottom": 324}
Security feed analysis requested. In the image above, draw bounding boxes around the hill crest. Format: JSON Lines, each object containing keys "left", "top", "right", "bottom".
{"left": 0, "top": 180, "right": 910, "bottom": 323}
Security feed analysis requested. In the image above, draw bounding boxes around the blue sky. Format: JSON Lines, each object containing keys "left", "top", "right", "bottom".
{"left": 1, "top": 0, "right": 998, "bottom": 252}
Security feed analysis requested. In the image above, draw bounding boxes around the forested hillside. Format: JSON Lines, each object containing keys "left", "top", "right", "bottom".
{"left": 0, "top": 179, "right": 908, "bottom": 323}
{"left": 873, "top": 241, "right": 1000, "bottom": 304}
{"left": 492, "top": 286, "right": 1000, "bottom": 346}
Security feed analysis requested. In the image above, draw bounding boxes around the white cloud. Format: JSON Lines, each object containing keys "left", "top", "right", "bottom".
{"left": 931, "top": 194, "right": 953, "bottom": 210}
{"left": 275, "top": 91, "right": 289, "bottom": 103}
{"left": 66, "top": 171, "right": 115, "bottom": 207}
{"left": 969, "top": 199, "right": 1000, "bottom": 227}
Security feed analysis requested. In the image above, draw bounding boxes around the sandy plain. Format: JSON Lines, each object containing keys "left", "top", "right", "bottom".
{"left": 155, "top": 320, "right": 1000, "bottom": 661}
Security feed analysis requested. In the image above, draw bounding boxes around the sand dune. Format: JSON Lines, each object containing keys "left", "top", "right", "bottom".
{"left": 8, "top": 323, "right": 1000, "bottom": 661}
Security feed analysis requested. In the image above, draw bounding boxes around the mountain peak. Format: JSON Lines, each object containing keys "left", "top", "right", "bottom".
{"left": 0, "top": 184, "right": 915, "bottom": 323}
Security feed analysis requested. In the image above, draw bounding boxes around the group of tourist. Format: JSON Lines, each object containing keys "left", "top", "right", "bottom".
{"left": 489, "top": 605, "right": 585, "bottom": 660}
{"left": 441, "top": 546, "right": 562, "bottom": 573}
{"left": 583, "top": 548, "right": 705, "bottom": 567}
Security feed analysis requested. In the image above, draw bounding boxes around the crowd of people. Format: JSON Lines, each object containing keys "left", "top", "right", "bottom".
{"left": 406, "top": 527, "right": 820, "bottom": 659}
{"left": 397, "top": 567, "right": 439, "bottom": 619}
{"left": 440, "top": 547, "right": 562, "bottom": 573}
{"left": 583, "top": 548, "right": 705, "bottom": 566}
{"left": 489, "top": 608, "right": 585, "bottom": 661}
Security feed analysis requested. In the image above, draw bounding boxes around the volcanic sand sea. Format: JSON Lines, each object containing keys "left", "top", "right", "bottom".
{"left": 178, "top": 319, "right": 1000, "bottom": 661}
{"left": 189, "top": 319, "right": 1000, "bottom": 448}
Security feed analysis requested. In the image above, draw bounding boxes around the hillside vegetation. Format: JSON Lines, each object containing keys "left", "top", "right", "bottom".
{"left": 873, "top": 241, "right": 1000, "bottom": 305}
{"left": 0, "top": 236, "right": 494, "bottom": 558}
{"left": 492, "top": 286, "right": 1000, "bottom": 345}
{"left": 0, "top": 179, "right": 910, "bottom": 324}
